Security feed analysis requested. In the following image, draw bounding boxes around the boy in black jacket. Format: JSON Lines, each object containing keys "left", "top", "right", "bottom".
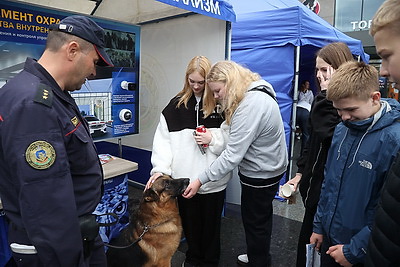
{"left": 366, "top": 0, "right": 400, "bottom": 266}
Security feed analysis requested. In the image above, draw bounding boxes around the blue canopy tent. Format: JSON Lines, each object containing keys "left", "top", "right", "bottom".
{"left": 228, "top": 0, "right": 369, "bottom": 180}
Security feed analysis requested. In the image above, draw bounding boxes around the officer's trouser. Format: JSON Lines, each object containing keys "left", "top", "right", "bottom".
{"left": 8, "top": 225, "right": 106, "bottom": 267}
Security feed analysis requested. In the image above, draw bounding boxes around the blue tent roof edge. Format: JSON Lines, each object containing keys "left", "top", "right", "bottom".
{"left": 230, "top": 3, "right": 369, "bottom": 62}
{"left": 155, "top": 0, "right": 236, "bottom": 22}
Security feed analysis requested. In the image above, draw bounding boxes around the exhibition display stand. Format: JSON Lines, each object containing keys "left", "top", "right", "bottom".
{"left": 94, "top": 156, "right": 138, "bottom": 245}
{"left": 0, "top": 202, "right": 12, "bottom": 267}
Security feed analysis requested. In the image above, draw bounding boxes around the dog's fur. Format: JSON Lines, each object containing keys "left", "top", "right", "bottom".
{"left": 106, "top": 175, "right": 189, "bottom": 267}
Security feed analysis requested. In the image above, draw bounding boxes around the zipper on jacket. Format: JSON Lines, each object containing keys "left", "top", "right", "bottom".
{"left": 304, "top": 143, "right": 323, "bottom": 204}
{"left": 195, "top": 98, "right": 201, "bottom": 127}
{"left": 327, "top": 158, "right": 345, "bottom": 241}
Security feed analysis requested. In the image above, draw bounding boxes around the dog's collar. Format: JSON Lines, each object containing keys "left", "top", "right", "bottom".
{"left": 141, "top": 219, "right": 171, "bottom": 231}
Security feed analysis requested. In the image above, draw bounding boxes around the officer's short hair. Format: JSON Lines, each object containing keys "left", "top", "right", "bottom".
{"left": 45, "top": 30, "right": 92, "bottom": 53}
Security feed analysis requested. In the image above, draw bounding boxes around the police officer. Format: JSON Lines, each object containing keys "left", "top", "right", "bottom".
{"left": 0, "top": 15, "right": 113, "bottom": 266}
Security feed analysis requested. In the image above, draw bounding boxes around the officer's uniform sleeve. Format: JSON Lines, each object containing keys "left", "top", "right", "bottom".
{"left": 3, "top": 95, "right": 86, "bottom": 266}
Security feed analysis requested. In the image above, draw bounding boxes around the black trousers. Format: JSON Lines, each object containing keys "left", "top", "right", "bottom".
{"left": 240, "top": 172, "right": 283, "bottom": 267}
{"left": 296, "top": 206, "right": 317, "bottom": 267}
{"left": 178, "top": 190, "right": 225, "bottom": 267}
{"left": 296, "top": 107, "right": 310, "bottom": 155}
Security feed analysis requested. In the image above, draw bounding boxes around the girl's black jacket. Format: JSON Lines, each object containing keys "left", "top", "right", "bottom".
{"left": 296, "top": 90, "right": 341, "bottom": 211}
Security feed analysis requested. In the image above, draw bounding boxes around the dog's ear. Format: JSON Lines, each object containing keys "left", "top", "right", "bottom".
{"left": 143, "top": 188, "right": 160, "bottom": 202}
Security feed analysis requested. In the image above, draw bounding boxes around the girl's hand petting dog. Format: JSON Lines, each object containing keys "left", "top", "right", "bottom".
{"left": 145, "top": 172, "right": 163, "bottom": 190}
{"left": 183, "top": 178, "right": 202, "bottom": 199}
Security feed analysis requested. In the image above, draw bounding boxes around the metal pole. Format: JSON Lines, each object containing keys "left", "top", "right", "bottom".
{"left": 225, "top": 21, "right": 232, "bottom": 60}
{"left": 289, "top": 46, "right": 301, "bottom": 177}
{"left": 90, "top": 0, "right": 103, "bottom": 16}
{"left": 118, "top": 138, "right": 122, "bottom": 158}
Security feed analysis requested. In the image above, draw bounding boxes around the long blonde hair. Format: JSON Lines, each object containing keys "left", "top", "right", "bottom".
{"left": 207, "top": 61, "right": 260, "bottom": 124}
{"left": 176, "top": 56, "right": 215, "bottom": 118}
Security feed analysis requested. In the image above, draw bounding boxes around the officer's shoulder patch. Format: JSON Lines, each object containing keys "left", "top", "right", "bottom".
{"left": 25, "top": 140, "right": 56, "bottom": 170}
{"left": 34, "top": 84, "right": 53, "bottom": 107}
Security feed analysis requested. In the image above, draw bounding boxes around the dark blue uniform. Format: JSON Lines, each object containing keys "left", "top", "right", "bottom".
{"left": 0, "top": 58, "right": 106, "bottom": 266}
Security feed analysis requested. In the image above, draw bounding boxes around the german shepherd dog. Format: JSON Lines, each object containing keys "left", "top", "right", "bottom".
{"left": 106, "top": 175, "right": 190, "bottom": 267}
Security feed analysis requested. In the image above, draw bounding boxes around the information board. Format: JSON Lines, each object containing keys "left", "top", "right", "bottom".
{"left": 0, "top": 0, "right": 141, "bottom": 140}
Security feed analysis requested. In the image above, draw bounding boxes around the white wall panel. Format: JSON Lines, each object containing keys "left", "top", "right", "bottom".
{"left": 121, "top": 14, "right": 227, "bottom": 150}
{"left": 16, "top": 0, "right": 95, "bottom": 15}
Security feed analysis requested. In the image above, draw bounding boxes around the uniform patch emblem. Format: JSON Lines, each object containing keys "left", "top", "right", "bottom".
{"left": 25, "top": 141, "right": 56, "bottom": 170}
{"left": 71, "top": 116, "right": 79, "bottom": 126}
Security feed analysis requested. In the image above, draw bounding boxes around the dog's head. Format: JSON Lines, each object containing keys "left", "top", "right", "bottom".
{"left": 143, "top": 175, "right": 190, "bottom": 203}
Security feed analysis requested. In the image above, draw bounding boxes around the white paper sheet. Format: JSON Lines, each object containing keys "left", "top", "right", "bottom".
{"left": 306, "top": 243, "right": 321, "bottom": 267}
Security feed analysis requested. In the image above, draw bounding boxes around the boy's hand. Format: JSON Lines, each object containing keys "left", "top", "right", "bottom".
{"left": 310, "top": 232, "right": 323, "bottom": 251}
{"left": 327, "top": 244, "right": 352, "bottom": 267}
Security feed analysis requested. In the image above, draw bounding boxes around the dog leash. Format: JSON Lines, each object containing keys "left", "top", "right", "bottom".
{"left": 104, "top": 219, "right": 171, "bottom": 249}
{"left": 104, "top": 225, "right": 149, "bottom": 249}
{"left": 97, "top": 212, "right": 119, "bottom": 227}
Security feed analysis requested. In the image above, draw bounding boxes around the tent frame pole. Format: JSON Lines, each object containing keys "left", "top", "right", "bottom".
{"left": 289, "top": 46, "right": 301, "bottom": 178}
{"left": 225, "top": 21, "right": 232, "bottom": 60}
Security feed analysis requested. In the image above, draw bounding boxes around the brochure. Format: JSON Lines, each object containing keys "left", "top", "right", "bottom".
{"left": 306, "top": 243, "right": 321, "bottom": 267}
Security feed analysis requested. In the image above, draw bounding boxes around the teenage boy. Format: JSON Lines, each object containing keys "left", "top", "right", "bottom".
{"left": 310, "top": 61, "right": 400, "bottom": 267}
{"left": 365, "top": 0, "right": 400, "bottom": 266}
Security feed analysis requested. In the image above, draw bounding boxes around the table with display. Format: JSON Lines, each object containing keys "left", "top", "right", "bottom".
{"left": 0, "top": 196, "right": 10, "bottom": 265}
{"left": 95, "top": 156, "right": 138, "bottom": 244}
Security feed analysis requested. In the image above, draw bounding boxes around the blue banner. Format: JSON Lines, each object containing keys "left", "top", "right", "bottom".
{"left": 156, "top": 0, "right": 236, "bottom": 22}
{"left": 0, "top": 4, "right": 62, "bottom": 45}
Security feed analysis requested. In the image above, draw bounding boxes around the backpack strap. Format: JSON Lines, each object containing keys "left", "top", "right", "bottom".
{"left": 250, "top": 85, "right": 277, "bottom": 102}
